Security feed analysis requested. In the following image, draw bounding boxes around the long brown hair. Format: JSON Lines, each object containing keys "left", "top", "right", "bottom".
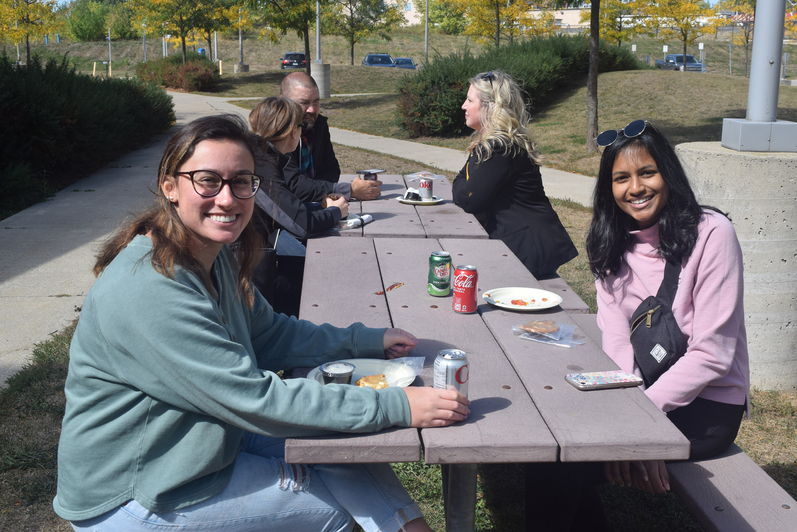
{"left": 94, "top": 114, "right": 263, "bottom": 307}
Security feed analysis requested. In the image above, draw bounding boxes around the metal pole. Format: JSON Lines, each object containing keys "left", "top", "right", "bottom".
{"left": 108, "top": 28, "right": 112, "bottom": 65}
{"left": 441, "top": 464, "right": 477, "bottom": 532}
{"left": 424, "top": 0, "right": 429, "bottom": 63}
{"left": 214, "top": 32, "right": 218, "bottom": 62}
{"left": 239, "top": 9, "right": 244, "bottom": 64}
{"left": 746, "top": 0, "right": 786, "bottom": 122}
{"left": 143, "top": 28, "right": 147, "bottom": 62}
{"left": 315, "top": 0, "right": 321, "bottom": 62}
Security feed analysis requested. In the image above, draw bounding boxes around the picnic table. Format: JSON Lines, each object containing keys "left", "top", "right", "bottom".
{"left": 286, "top": 227, "right": 690, "bottom": 529}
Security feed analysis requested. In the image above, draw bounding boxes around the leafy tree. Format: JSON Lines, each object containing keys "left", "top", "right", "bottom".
{"left": 784, "top": 3, "right": 796, "bottom": 39}
{"left": 249, "top": 0, "right": 316, "bottom": 74}
{"left": 322, "top": 0, "right": 406, "bottom": 65}
{"left": 448, "top": 0, "right": 556, "bottom": 47}
{"left": 422, "top": 0, "right": 465, "bottom": 35}
{"left": 192, "top": 0, "right": 237, "bottom": 62}
{"left": 132, "top": 0, "right": 203, "bottom": 62}
{"left": 66, "top": 0, "right": 108, "bottom": 41}
{"left": 716, "top": 0, "right": 755, "bottom": 77}
{"left": 579, "top": 0, "right": 644, "bottom": 47}
{"left": 644, "top": 0, "right": 717, "bottom": 72}
{"left": 108, "top": 1, "right": 140, "bottom": 39}
{"left": 2, "top": 0, "right": 62, "bottom": 64}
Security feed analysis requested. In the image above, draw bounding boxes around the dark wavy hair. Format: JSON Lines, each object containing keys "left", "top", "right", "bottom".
{"left": 94, "top": 114, "right": 263, "bottom": 307}
{"left": 586, "top": 122, "right": 706, "bottom": 280}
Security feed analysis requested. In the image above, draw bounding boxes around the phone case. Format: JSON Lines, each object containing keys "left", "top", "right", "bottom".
{"left": 565, "top": 370, "right": 643, "bottom": 391}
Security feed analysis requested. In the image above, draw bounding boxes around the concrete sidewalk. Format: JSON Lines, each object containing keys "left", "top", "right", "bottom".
{"left": 0, "top": 92, "right": 595, "bottom": 386}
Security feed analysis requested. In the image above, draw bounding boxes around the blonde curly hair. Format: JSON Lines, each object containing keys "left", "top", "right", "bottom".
{"left": 466, "top": 70, "right": 542, "bottom": 165}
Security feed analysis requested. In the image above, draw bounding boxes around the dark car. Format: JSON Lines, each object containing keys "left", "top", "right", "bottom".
{"left": 280, "top": 53, "right": 306, "bottom": 70}
{"left": 361, "top": 53, "right": 395, "bottom": 67}
{"left": 394, "top": 57, "right": 417, "bottom": 70}
{"left": 655, "top": 54, "right": 704, "bottom": 72}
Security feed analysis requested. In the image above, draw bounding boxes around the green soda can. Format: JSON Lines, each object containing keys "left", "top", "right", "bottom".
{"left": 428, "top": 251, "right": 452, "bottom": 296}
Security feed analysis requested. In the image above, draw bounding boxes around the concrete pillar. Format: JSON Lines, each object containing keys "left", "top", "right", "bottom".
{"left": 312, "top": 62, "right": 331, "bottom": 99}
{"left": 676, "top": 142, "right": 797, "bottom": 391}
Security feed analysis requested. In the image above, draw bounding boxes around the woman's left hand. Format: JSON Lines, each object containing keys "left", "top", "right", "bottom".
{"left": 631, "top": 460, "right": 670, "bottom": 494}
{"left": 383, "top": 328, "right": 419, "bottom": 359}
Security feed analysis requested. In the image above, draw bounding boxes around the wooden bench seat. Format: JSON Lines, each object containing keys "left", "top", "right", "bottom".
{"left": 570, "top": 313, "right": 797, "bottom": 531}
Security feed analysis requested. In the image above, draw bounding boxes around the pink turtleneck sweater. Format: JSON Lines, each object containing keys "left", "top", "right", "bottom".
{"left": 596, "top": 211, "right": 750, "bottom": 414}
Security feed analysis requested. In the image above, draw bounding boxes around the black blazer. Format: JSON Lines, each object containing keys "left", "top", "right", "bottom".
{"left": 452, "top": 144, "right": 578, "bottom": 278}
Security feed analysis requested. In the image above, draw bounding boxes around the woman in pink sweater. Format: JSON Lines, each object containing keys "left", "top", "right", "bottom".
{"left": 524, "top": 121, "right": 749, "bottom": 532}
{"left": 586, "top": 120, "right": 749, "bottom": 492}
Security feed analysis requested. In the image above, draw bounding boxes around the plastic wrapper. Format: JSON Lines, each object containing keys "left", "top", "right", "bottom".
{"left": 337, "top": 213, "right": 373, "bottom": 229}
{"left": 390, "top": 356, "right": 425, "bottom": 377}
{"left": 512, "top": 323, "right": 584, "bottom": 349}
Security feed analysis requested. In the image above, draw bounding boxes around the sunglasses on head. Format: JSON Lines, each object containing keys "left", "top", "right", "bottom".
{"left": 596, "top": 119, "right": 649, "bottom": 148}
{"left": 480, "top": 71, "right": 496, "bottom": 89}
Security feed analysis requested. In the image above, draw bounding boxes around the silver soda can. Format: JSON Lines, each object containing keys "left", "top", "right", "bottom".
{"left": 433, "top": 349, "right": 469, "bottom": 397}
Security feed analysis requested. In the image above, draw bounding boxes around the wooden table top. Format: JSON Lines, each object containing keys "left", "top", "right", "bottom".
{"left": 287, "top": 237, "right": 690, "bottom": 464}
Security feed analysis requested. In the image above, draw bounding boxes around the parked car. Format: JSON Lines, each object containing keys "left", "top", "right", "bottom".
{"left": 394, "top": 57, "right": 417, "bottom": 70}
{"left": 280, "top": 53, "right": 306, "bottom": 70}
{"left": 655, "top": 54, "right": 704, "bottom": 72}
{"left": 361, "top": 53, "right": 395, "bottom": 67}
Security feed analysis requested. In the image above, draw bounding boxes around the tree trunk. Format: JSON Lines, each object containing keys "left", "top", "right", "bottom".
{"left": 585, "top": 4, "right": 600, "bottom": 154}
{"left": 682, "top": 39, "right": 687, "bottom": 73}
{"left": 181, "top": 35, "right": 187, "bottom": 63}
{"left": 494, "top": 1, "right": 500, "bottom": 47}
{"left": 303, "top": 23, "right": 311, "bottom": 75}
{"left": 207, "top": 33, "right": 213, "bottom": 62}
{"left": 350, "top": 39, "right": 355, "bottom": 65}
{"left": 25, "top": 33, "right": 30, "bottom": 65}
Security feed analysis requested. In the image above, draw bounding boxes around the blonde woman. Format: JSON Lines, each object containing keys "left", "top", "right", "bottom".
{"left": 452, "top": 71, "right": 577, "bottom": 279}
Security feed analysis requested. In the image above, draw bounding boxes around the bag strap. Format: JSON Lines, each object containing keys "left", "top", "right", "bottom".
{"left": 655, "top": 260, "right": 681, "bottom": 307}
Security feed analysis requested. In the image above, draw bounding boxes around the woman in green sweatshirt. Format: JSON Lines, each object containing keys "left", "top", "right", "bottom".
{"left": 53, "top": 114, "right": 469, "bottom": 532}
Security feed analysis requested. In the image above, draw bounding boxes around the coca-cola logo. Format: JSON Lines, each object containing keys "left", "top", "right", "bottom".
{"left": 419, "top": 180, "right": 432, "bottom": 189}
{"left": 453, "top": 273, "right": 475, "bottom": 288}
{"left": 455, "top": 365, "right": 469, "bottom": 384}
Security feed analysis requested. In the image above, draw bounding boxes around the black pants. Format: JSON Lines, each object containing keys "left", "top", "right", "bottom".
{"left": 524, "top": 397, "right": 745, "bottom": 531}
{"left": 253, "top": 253, "right": 304, "bottom": 318}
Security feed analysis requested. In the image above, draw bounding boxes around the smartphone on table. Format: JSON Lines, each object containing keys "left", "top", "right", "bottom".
{"left": 565, "top": 370, "right": 643, "bottom": 391}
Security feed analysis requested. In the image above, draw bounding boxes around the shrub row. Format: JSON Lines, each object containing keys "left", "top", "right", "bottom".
{"left": 136, "top": 53, "right": 219, "bottom": 92}
{"left": 0, "top": 54, "right": 175, "bottom": 219}
{"left": 397, "top": 36, "right": 642, "bottom": 137}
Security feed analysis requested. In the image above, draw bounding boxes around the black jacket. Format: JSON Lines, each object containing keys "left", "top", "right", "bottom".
{"left": 253, "top": 142, "right": 342, "bottom": 242}
{"left": 283, "top": 115, "right": 346, "bottom": 202}
{"left": 452, "top": 144, "right": 578, "bottom": 278}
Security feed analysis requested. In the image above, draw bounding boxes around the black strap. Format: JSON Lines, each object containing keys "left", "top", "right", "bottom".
{"left": 655, "top": 260, "right": 681, "bottom": 307}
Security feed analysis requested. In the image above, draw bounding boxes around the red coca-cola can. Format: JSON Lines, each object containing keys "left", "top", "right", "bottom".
{"left": 452, "top": 265, "right": 478, "bottom": 314}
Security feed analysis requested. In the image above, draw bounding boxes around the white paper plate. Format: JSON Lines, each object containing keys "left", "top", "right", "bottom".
{"left": 307, "top": 359, "right": 416, "bottom": 387}
{"left": 482, "top": 287, "right": 563, "bottom": 311}
{"left": 397, "top": 196, "right": 443, "bottom": 205}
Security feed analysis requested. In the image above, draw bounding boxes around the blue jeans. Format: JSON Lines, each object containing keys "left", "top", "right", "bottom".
{"left": 71, "top": 433, "right": 422, "bottom": 532}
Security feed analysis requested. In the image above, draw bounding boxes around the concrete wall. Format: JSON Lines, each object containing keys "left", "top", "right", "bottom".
{"left": 676, "top": 142, "right": 797, "bottom": 391}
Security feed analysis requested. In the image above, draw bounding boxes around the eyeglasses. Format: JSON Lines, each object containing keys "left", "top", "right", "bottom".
{"left": 480, "top": 71, "right": 495, "bottom": 89}
{"left": 596, "top": 119, "right": 649, "bottom": 148}
{"left": 177, "top": 170, "right": 262, "bottom": 199}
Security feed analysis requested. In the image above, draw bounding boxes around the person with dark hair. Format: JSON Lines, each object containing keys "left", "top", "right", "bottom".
{"left": 588, "top": 119, "right": 749, "bottom": 476}
{"left": 452, "top": 70, "right": 577, "bottom": 279}
{"left": 524, "top": 121, "right": 749, "bottom": 532}
{"left": 53, "top": 114, "right": 469, "bottom": 532}
{"left": 280, "top": 72, "right": 382, "bottom": 202}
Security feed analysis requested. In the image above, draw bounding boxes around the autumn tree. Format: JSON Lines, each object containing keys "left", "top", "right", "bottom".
{"left": 132, "top": 0, "right": 205, "bottom": 62}
{"left": 784, "top": 5, "right": 796, "bottom": 39}
{"left": 1, "top": 0, "right": 61, "bottom": 64}
{"left": 645, "top": 0, "right": 717, "bottom": 71}
{"left": 250, "top": 0, "right": 316, "bottom": 75}
{"left": 322, "top": 0, "right": 405, "bottom": 65}
{"left": 448, "top": 0, "right": 556, "bottom": 47}
{"left": 421, "top": 0, "right": 465, "bottom": 35}
{"left": 579, "top": 0, "right": 644, "bottom": 47}
{"left": 192, "top": 0, "right": 237, "bottom": 61}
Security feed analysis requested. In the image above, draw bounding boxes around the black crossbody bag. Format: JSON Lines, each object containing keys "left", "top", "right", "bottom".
{"left": 629, "top": 260, "right": 688, "bottom": 387}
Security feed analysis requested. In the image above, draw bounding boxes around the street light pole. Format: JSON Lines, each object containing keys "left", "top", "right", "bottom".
{"left": 424, "top": 0, "right": 428, "bottom": 63}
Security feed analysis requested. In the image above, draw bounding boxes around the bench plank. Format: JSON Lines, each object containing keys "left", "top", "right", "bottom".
{"left": 287, "top": 237, "right": 422, "bottom": 463}
{"left": 669, "top": 444, "right": 797, "bottom": 532}
{"left": 472, "top": 302, "right": 689, "bottom": 462}
{"left": 374, "top": 237, "right": 558, "bottom": 464}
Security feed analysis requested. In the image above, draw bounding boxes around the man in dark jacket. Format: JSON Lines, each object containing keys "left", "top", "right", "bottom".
{"left": 280, "top": 72, "right": 382, "bottom": 202}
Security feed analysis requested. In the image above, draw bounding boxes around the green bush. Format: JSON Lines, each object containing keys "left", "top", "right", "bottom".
{"left": 136, "top": 52, "right": 219, "bottom": 92}
{"left": 398, "top": 35, "right": 642, "bottom": 137}
{"left": 0, "top": 54, "right": 174, "bottom": 219}
{"left": 66, "top": 0, "right": 110, "bottom": 42}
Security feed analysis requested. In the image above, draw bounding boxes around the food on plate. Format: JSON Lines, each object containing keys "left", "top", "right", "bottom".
{"left": 355, "top": 374, "right": 389, "bottom": 389}
{"left": 511, "top": 299, "right": 529, "bottom": 306}
{"left": 519, "top": 320, "right": 560, "bottom": 334}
